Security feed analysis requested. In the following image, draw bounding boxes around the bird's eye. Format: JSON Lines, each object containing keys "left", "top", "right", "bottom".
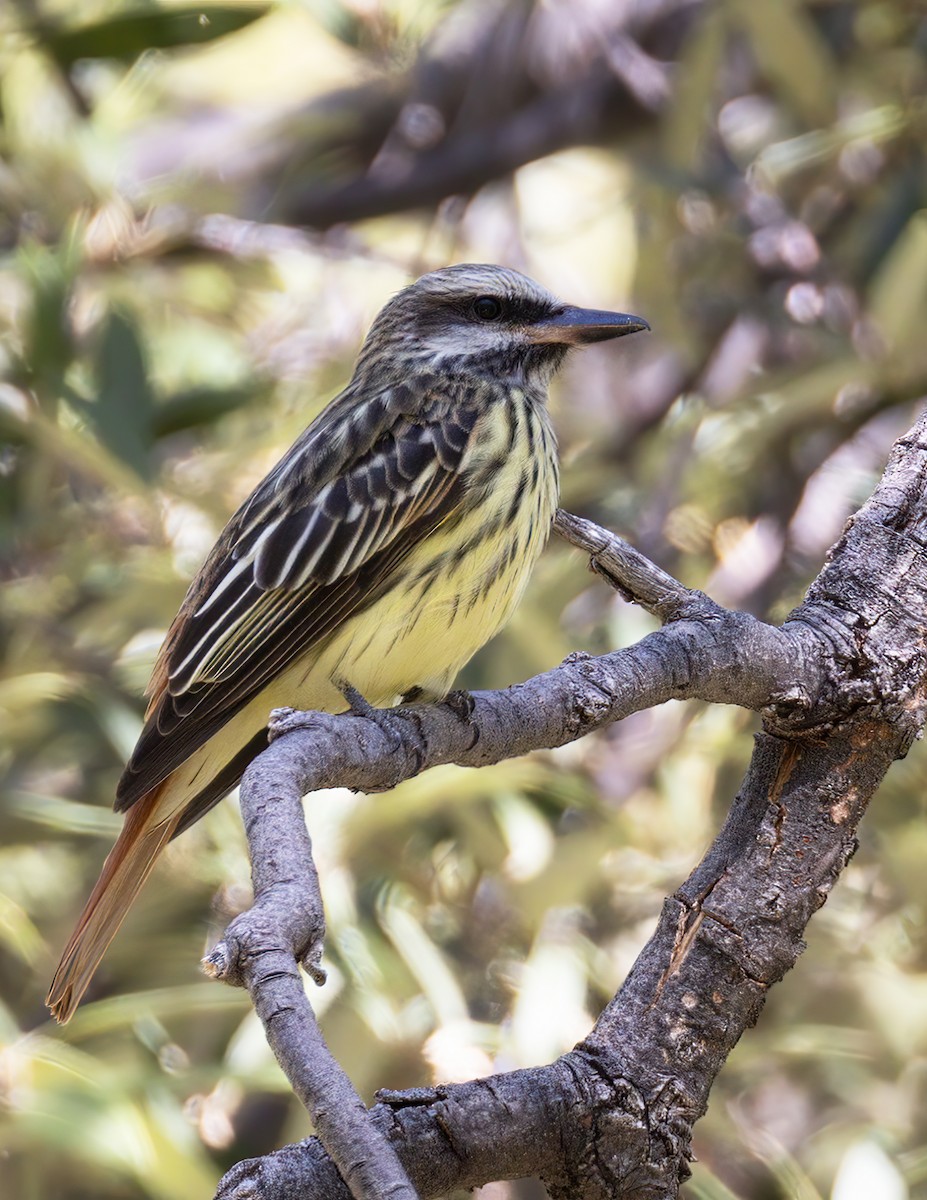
{"left": 472, "top": 296, "right": 504, "bottom": 322}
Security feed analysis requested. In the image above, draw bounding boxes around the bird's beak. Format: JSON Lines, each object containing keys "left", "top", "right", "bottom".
{"left": 526, "top": 306, "right": 651, "bottom": 346}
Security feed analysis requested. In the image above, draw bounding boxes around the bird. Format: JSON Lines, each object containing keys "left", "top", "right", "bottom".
{"left": 47, "top": 263, "right": 649, "bottom": 1023}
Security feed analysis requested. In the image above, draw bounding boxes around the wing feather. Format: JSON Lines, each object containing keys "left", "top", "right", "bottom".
{"left": 117, "top": 380, "right": 479, "bottom": 812}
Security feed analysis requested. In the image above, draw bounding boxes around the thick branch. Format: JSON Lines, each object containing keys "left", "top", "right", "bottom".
{"left": 210, "top": 545, "right": 814, "bottom": 1199}
{"left": 210, "top": 541, "right": 814, "bottom": 1198}
{"left": 214, "top": 414, "right": 927, "bottom": 1199}
{"left": 221, "top": 609, "right": 818, "bottom": 804}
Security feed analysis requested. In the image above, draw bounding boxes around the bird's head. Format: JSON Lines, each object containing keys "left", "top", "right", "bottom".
{"left": 356, "top": 263, "right": 649, "bottom": 388}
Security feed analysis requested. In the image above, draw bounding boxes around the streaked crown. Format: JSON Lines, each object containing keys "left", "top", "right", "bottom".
{"left": 353, "top": 263, "right": 649, "bottom": 387}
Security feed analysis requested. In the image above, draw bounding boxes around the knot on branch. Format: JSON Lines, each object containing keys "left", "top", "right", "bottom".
{"left": 554, "top": 1049, "right": 692, "bottom": 1200}
{"left": 204, "top": 878, "right": 327, "bottom": 991}
{"left": 559, "top": 651, "right": 618, "bottom": 732}
{"left": 760, "top": 681, "right": 819, "bottom": 737}
{"left": 775, "top": 599, "right": 927, "bottom": 750}
{"left": 768, "top": 508, "right": 927, "bottom": 749}
{"left": 215, "top": 1138, "right": 331, "bottom": 1200}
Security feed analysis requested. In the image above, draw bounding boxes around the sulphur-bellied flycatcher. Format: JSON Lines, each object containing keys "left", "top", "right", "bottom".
{"left": 47, "top": 263, "right": 648, "bottom": 1022}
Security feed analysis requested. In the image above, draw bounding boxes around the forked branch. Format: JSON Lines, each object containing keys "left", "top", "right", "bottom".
{"left": 214, "top": 412, "right": 927, "bottom": 1200}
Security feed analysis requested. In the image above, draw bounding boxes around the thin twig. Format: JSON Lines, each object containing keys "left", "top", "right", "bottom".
{"left": 553, "top": 508, "right": 717, "bottom": 621}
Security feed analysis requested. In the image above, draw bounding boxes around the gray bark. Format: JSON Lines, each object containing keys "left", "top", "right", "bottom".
{"left": 213, "top": 412, "right": 927, "bottom": 1199}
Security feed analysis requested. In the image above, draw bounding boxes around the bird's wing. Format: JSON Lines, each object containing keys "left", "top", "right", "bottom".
{"left": 115, "top": 380, "right": 481, "bottom": 812}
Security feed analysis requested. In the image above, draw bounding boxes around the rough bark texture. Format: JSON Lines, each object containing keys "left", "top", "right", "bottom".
{"left": 213, "top": 413, "right": 927, "bottom": 1199}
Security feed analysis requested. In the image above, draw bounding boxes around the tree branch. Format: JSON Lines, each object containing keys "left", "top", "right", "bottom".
{"left": 213, "top": 412, "right": 927, "bottom": 1199}
{"left": 257, "top": 0, "right": 696, "bottom": 230}
{"left": 552, "top": 509, "right": 718, "bottom": 621}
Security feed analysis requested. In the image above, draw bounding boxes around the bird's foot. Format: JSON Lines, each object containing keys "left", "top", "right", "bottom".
{"left": 338, "top": 682, "right": 428, "bottom": 778}
{"left": 444, "top": 688, "right": 476, "bottom": 723}
{"left": 444, "top": 688, "right": 480, "bottom": 749}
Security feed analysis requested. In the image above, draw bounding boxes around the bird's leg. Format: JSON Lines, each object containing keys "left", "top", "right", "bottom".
{"left": 339, "top": 681, "right": 390, "bottom": 721}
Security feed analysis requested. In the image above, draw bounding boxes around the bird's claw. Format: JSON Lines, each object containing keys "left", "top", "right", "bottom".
{"left": 444, "top": 688, "right": 476, "bottom": 723}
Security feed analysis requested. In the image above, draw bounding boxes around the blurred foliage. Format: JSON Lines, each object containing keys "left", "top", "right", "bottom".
{"left": 1, "top": 1, "right": 927, "bottom": 1198}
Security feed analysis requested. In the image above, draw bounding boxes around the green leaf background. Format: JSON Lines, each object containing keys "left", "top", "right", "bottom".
{"left": 2, "top": 2, "right": 927, "bottom": 1198}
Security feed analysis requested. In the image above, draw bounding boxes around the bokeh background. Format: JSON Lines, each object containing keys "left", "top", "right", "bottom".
{"left": 2, "top": 1, "right": 927, "bottom": 1197}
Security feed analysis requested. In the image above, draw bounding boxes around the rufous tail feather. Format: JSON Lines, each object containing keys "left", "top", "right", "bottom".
{"left": 46, "top": 781, "right": 181, "bottom": 1024}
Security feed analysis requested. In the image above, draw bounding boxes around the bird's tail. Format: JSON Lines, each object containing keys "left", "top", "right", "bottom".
{"left": 46, "top": 782, "right": 182, "bottom": 1024}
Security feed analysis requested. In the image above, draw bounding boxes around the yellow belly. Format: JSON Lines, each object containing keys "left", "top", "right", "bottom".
{"left": 161, "top": 392, "right": 559, "bottom": 814}
{"left": 311, "top": 503, "right": 548, "bottom": 703}
{"left": 163, "top": 536, "right": 540, "bottom": 807}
